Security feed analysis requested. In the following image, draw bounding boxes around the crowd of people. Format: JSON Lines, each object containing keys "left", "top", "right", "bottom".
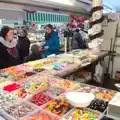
{"left": 0, "top": 24, "right": 86, "bottom": 69}
{"left": 0, "top": 24, "right": 60, "bottom": 69}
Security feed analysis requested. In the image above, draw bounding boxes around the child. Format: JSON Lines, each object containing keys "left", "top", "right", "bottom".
{"left": 25, "top": 44, "right": 42, "bottom": 62}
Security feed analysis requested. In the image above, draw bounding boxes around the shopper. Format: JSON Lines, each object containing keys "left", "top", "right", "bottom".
{"left": 72, "top": 29, "right": 86, "bottom": 49}
{"left": 25, "top": 44, "right": 42, "bottom": 62}
{"left": 17, "top": 29, "right": 30, "bottom": 63}
{"left": 42, "top": 24, "right": 60, "bottom": 57}
{"left": 0, "top": 26, "right": 20, "bottom": 69}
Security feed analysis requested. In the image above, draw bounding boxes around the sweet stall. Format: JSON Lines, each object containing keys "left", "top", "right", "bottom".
{"left": 0, "top": 48, "right": 119, "bottom": 120}
{"left": 1, "top": 0, "right": 120, "bottom": 119}
{"left": 0, "top": 71, "right": 119, "bottom": 120}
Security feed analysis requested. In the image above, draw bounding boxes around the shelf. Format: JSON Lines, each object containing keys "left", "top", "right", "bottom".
{"left": 116, "top": 35, "right": 120, "bottom": 37}
{"left": 115, "top": 44, "right": 120, "bottom": 47}
{"left": 113, "top": 53, "right": 120, "bottom": 57}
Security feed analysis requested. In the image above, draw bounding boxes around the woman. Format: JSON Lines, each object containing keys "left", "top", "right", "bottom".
{"left": 0, "top": 26, "right": 20, "bottom": 69}
{"left": 17, "top": 29, "right": 30, "bottom": 63}
{"left": 42, "top": 24, "right": 60, "bottom": 57}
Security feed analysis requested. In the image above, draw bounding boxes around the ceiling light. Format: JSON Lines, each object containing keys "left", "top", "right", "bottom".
{"left": 47, "top": 0, "right": 74, "bottom": 6}
{"left": 0, "top": 19, "right": 2, "bottom": 25}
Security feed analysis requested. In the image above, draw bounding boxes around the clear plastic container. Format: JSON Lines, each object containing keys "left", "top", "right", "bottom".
{"left": 4, "top": 100, "right": 39, "bottom": 120}
{"left": 43, "top": 98, "right": 73, "bottom": 117}
{"left": 0, "top": 90, "right": 19, "bottom": 110}
{"left": 23, "top": 109, "right": 60, "bottom": 120}
{"left": 62, "top": 108, "right": 103, "bottom": 120}
{"left": 73, "top": 83, "right": 117, "bottom": 102}
{"left": 0, "top": 111, "right": 15, "bottom": 120}
{"left": 87, "top": 99, "right": 108, "bottom": 113}
{"left": 28, "top": 92, "right": 56, "bottom": 107}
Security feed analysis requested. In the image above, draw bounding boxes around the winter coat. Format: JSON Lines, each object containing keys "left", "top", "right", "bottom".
{"left": 0, "top": 37, "right": 20, "bottom": 69}
{"left": 42, "top": 31, "right": 60, "bottom": 57}
{"left": 17, "top": 36, "right": 30, "bottom": 59}
{"left": 72, "top": 31, "right": 85, "bottom": 49}
{"left": 25, "top": 53, "right": 42, "bottom": 62}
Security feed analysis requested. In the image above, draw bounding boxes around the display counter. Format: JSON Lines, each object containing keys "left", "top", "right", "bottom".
{"left": 0, "top": 50, "right": 108, "bottom": 80}
{"left": 1, "top": 49, "right": 118, "bottom": 120}
{"left": 0, "top": 74, "right": 118, "bottom": 120}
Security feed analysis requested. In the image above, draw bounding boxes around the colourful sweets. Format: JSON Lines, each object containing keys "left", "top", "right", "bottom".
{"left": 15, "top": 89, "right": 32, "bottom": 99}
{"left": 3, "top": 83, "right": 21, "bottom": 92}
{"left": 66, "top": 109, "right": 100, "bottom": 120}
{"left": 45, "top": 99, "right": 73, "bottom": 117}
{"left": 30, "top": 93, "right": 53, "bottom": 106}
{"left": 24, "top": 111, "right": 59, "bottom": 120}
{"left": 96, "top": 90, "right": 117, "bottom": 101}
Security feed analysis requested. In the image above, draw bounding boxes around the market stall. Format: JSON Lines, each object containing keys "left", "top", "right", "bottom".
{"left": 0, "top": 49, "right": 108, "bottom": 81}
{"left": 1, "top": 0, "right": 120, "bottom": 119}
{"left": 1, "top": 49, "right": 119, "bottom": 120}
{"left": 0, "top": 72, "right": 119, "bottom": 120}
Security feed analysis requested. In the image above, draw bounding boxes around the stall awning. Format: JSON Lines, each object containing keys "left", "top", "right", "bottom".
{"left": 25, "top": 12, "right": 70, "bottom": 24}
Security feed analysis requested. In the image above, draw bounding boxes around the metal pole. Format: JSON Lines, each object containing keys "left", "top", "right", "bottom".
{"left": 65, "top": 37, "right": 67, "bottom": 54}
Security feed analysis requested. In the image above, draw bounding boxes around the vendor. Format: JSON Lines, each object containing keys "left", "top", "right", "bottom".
{"left": 42, "top": 24, "right": 60, "bottom": 57}
{"left": 72, "top": 29, "right": 86, "bottom": 49}
{"left": 0, "top": 26, "right": 20, "bottom": 69}
{"left": 17, "top": 29, "right": 30, "bottom": 63}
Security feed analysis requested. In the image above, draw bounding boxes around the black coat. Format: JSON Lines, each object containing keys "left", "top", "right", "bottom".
{"left": 17, "top": 36, "right": 30, "bottom": 59}
{"left": 72, "top": 31, "right": 86, "bottom": 49}
{"left": 25, "top": 53, "right": 42, "bottom": 62}
{"left": 0, "top": 42, "right": 20, "bottom": 69}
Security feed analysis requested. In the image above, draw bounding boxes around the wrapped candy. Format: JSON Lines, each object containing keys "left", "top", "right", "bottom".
{"left": 5, "top": 102, "right": 37, "bottom": 119}
{"left": 0, "top": 90, "right": 18, "bottom": 110}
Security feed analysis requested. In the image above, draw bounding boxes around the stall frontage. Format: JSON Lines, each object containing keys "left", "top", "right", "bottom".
{"left": 0, "top": 49, "right": 108, "bottom": 82}
{"left": 1, "top": 49, "right": 119, "bottom": 120}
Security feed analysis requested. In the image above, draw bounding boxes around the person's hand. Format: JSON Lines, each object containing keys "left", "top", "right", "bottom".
{"left": 39, "top": 47, "right": 43, "bottom": 51}
{"left": 39, "top": 42, "right": 43, "bottom": 46}
{"left": 13, "top": 35, "right": 19, "bottom": 40}
{"left": 44, "top": 46, "right": 49, "bottom": 49}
